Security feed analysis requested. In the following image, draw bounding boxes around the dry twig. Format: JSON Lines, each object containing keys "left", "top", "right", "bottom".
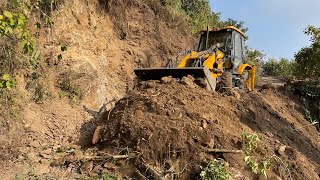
{"left": 206, "top": 148, "right": 243, "bottom": 154}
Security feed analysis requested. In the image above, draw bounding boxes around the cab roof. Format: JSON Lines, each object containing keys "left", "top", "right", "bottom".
{"left": 201, "top": 26, "right": 246, "bottom": 38}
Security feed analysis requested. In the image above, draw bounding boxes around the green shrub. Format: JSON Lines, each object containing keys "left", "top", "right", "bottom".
{"left": 242, "top": 133, "right": 272, "bottom": 178}
{"left": 263, "top": 58, "right": 295, "bottom": 78}
{"left": 58, "top": 73, "right": 83, "bottom": 101}
{"left": 0, "top": 74, "right": 16, "bottom": 90}
{"left": 0, "top": 10, "right": 35, "bottom": 54}
{"left": 200, "top": 158, "right": 231, "bottom": 180}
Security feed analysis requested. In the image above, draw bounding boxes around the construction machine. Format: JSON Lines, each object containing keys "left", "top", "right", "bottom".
{"left": 134, "top": 26, "right": 256, "bottom": 91}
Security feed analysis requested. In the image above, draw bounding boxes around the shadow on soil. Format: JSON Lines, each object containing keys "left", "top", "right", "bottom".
{"left": 239, "top": 91, "right": 320, "bottom": 168}
{"left": 78, "top": 105, "right": 108, "bottom": 149}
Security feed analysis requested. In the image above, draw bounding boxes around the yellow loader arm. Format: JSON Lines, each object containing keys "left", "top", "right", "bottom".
{"left": 238, "top": 64, "right": 256, "bottom": 91}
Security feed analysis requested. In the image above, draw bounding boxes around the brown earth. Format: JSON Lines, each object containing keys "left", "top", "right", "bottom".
{"left": 80, "top": 77, "right": 319, "bottom": 179}
{"left": 0, "top": 0, "right": 320, "bottom": 179}
{"left": 0, "top": 0, "right": 193, "bottom": 179}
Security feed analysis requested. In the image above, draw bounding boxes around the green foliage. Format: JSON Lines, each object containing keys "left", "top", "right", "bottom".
{"left": 164, "top": 0, "right": 248, "bottom": 34}
{"left": 287, "top": 81, "right": 320, "bottom": 130}
{"left": 219, "top": 18, "right": 248, "bottom": 34}
{"left": 200, "top": 158, "right": 231, "bottom": 180}
{"left": 180, "top": 0, "right": 220, "bottom": 33}
{"left": 0, "top": 74, "right": 16, "bottom": 90}
{"left": 242, "top": 133, "right": 272, "bottom": 178}
{"left": 57, "top": 44, "right": 67, "bottom": 62}
{"left": 241, "top": 133, "right": 262, "bottom": 155}
{"left": 58, "top": 73, "right": 83, "bottom": 101}
{"left": 81, "top": 173, "right": 118, "bottom": 180}
{"left": 246, "top": 48, "right": 265, "bottom": 66}
{"left": 0, "top": 10, "right": 35, "bottom": 54}
{"left": 246, "top": 48, "right": 265, "bottom": 81}
{"left": 95, "top": 173, "right": 117, "bottom": 180}
{"left": 294, "top": 25, "right": 320, "bottom": 79}
{"left": 263, "top": 58, "right": 295, "bottom": 78}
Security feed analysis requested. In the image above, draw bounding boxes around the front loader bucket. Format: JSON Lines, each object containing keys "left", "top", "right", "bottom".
{"left": 134, "top": 67, "right": 216, "bottom": 91}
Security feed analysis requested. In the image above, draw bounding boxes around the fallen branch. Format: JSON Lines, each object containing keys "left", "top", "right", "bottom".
{"left": 135, "top": 170, "right": 148, "bottom": 180}
{"left": 84, "top": 153, "right": 136, "bottom": 161}
{"left": 292, "top": 121, "right": 319, "bottom": 131}
{"left": 206, "top": 148, "right": 243, "bottom": 154}
{"left": 143, "top": 163, "right": 164, "bottom": 180}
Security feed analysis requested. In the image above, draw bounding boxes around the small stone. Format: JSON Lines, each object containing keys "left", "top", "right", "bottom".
{"left": 40, "top": 159, "right": 50, "bottom": 164}
{"left": 40, "top": 153, "right": 52, "bottom": 159}
{"left": 80, "top": 161, "right": 94, "bottom": 174}
{"left": 29, "top": 141, "right": 41, "bottom": 148}
{"left": 160, "top": 76, "right": 173, "bottom": 84}
{"left": 41, "top": 148, "right": 52, "bottom": 155}
{"left": 277, "top": 145, "right": 286, "bottom": 156}
{"left": 233, "top": 91, "right": 241, "bottom": 100}
{"left": 27, "top": 152, "right": 40, "bottom": 162}
{"left": 207, "top": 138, "right": 215, "bottom": 148}
{"left": 202, "top": 120, "right": 208, "bottom": 129}
{"left": 103, "top": 162, "right": 116, "bottom": 170}
{"left": 168, "top": 108, "right": 183, "bottom": 120}
{"left": 34, "top": 164, "right": 50, "bottom": 175}
{"left": 135, "top": 109, "right": 144, "bottom": 118}
{"left": 92, "top": 126, "right": 104, "bottom": 144}
{"left": 50, "top": 157, "right": 66, "bottom": 166}
{"left": 181, "top": 75, "right": 196, "bottom": 88}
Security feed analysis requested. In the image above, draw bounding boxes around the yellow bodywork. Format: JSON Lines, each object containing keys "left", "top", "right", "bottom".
{"left": 176, "top": 50, "right": 255, "bottom": 91}
{"left": 177, "top": 49, "right": 224, "bottom": 79}
{"left": 134, "top": 26, "right": 256, "bottom": 91}
{"left": 238, "top": 64, "right": 256, "bottom": 91}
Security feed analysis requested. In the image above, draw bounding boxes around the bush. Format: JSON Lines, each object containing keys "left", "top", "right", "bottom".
{"left": 263, "top": 58, "right": 295, "bottom": 78}
{"left": 0, "top": 74, "right": 16, "bottom": 90}
{"left": 241, "top": 133, "right": 272, "bottom": 178}
{"left": 200, "top": 158, "right": 231, "bottom": 180}
{"left": 58, "top": 73, "right": 83, "bottom": 101}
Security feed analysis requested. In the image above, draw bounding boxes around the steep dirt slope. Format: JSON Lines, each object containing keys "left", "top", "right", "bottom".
{"left": 86, "top": 77, "right": 319, "bottom": 179}
{"left": 0, "top": 0, "right": 194, "bottom": 179}
{"left": 40, "top": 0, "right": 193, "bottom": 110}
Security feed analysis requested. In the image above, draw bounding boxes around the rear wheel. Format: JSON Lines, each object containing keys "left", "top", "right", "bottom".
{"left": 240, "top": 70, "right": 251, "bottom": 91}
{"left": 221, "top": 69, "right": 233, "bottom": 88}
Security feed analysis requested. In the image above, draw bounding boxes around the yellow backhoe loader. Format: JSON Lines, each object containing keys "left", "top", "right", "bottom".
{"left": 134, "top": 26, "right": 256, "bottom": 91}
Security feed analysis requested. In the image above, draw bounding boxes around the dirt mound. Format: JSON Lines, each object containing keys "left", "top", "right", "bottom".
{"left": 85, "top": 77, "right": 320, "bottom": 179}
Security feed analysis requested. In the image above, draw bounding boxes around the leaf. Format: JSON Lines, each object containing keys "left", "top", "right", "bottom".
{"left": 61, "top": 44, "right": 67, "bottom": 52}
{"left": 32, "top": 49, "right": 40, "bottom": 61}
{"left": 18, "top": 18, "right": 24, "bottom": 25}
{"left": 0, "top": 15, "right": 4, "bottom": 20}
{"left": 2, "top": 74, "right": 11, "bottom": 80}
{"left": 66, "top": 148, "right": 75, "bottom": 154}
{"left": 17, "top": 31, "right": 23, "bottom": 38}
{"left": 6, "top": 81, "right": 12, "bottom": 90}
{"left": 57, "top": 54, "right": 62, "bottom": 61}
{"left": 3, "top": 11, "right": 13, "bottom": 18}
{"left": 10, "top": 18, "right": 15, "bottom": 26}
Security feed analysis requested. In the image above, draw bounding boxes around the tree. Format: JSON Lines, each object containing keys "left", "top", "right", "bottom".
{"left": 181, "top": 0, "right": 221, "bottom": 33}
{"left": 263, "top": 58, "right": 294, "bottom": 78}
{"left": 246, "top": 48, "right": 264, "bottom": 78}
{"left": 219, "top": 18, "right": 248, "bottom": 34}
{"left": 294, "top": 26, "right": 320, "bottom": 78}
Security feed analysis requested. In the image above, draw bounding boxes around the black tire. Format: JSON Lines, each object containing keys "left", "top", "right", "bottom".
{"left": 240, "top": 70, "right": 250, "bottom": 91}
{"left": 221, "top": 69, "right": 233, "bottom": 88}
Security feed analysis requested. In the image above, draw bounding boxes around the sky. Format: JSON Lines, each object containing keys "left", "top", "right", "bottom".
{"left": 210, "top": 0, "right": 320, "bottom": 59}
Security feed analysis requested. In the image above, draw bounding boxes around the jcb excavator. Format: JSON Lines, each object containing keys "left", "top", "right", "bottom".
{"left": 134, "top": 26, "right": 256, "bottom": 91}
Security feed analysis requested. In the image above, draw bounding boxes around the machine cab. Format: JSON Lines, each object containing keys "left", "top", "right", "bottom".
{"left": 197, "top": 26, "right": 247, "bottom": 74}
